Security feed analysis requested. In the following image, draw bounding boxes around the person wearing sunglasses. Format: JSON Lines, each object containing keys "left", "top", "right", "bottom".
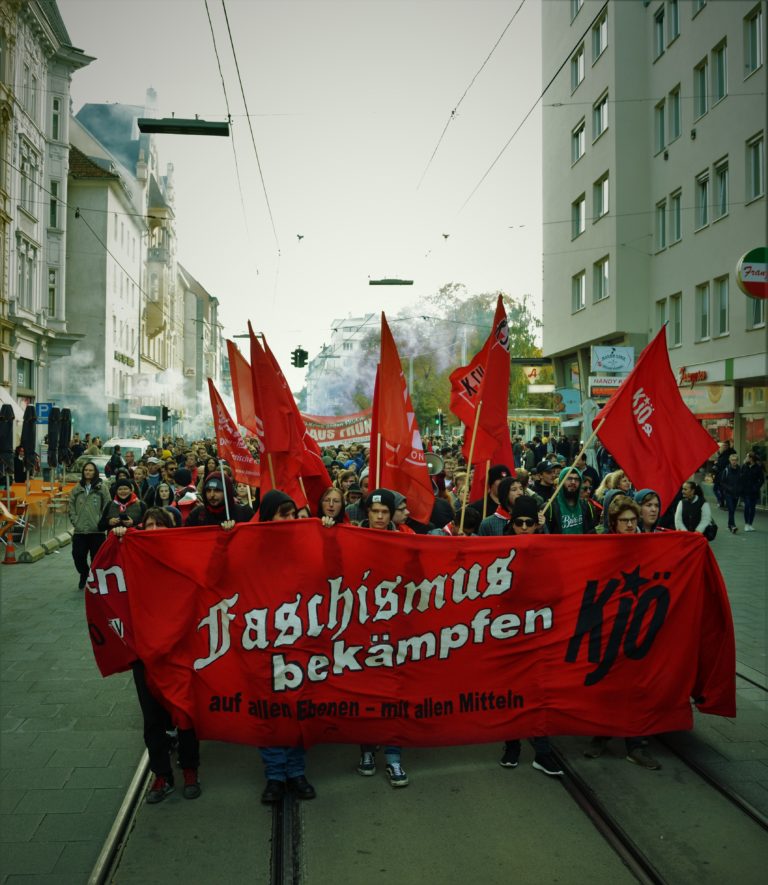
{"left": 498, "top": 497, "right": 562, "bottom": 776}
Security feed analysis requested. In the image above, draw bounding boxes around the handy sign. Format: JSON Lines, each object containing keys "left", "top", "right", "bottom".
{"left": 589, "top": 375, "right": 625, "bottom": 397}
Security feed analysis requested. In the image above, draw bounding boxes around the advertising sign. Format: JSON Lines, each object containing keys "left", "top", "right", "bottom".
{"left": 589, "top": 375, "right": 626, "bottom": 397}
{"left": 736, "top": 247, "right": 768, "bottom": 300}
{"left": 553, "top": 388, "right": 582, "bottom": 414}
{"left": 591, "top": 346, "right": 635, "bottom": 373}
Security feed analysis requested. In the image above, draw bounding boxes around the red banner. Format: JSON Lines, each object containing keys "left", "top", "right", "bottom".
{"left": 300, "top": 409, "right": 373, "bottom": 445}
{"left": 594, "top": 327, "right": 717, "bottom": 510}
{"left": 208, "top": 379, "right": 260, "bottom": 486}
{"left": 86, "top": 525, "right": 735, "bottom": 747}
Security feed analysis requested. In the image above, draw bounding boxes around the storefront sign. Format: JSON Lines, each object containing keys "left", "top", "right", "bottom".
{"left": 588, "top": 375, "right": 626, "bottom": 397}
{"left": 678, "top": 368, "right": 708, "bottom": 386}
{"left": 736, "top": 247, "right": 768, "bottom": 300}
{"left": 677, "top": 385, "right": 735, "bottom": 416}
{"left": 591, "top": 346, "right": 635, "bottom": 373}
{"left": 553, "top": 388, "right": 582, "bottom": 414}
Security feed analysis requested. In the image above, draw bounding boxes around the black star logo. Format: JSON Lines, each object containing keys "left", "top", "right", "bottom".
{"left": 620, "top": 566, "right": 650, "bottom": 597}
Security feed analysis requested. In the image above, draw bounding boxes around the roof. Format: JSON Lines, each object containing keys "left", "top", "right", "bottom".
{"left": 68, "top": 146, "right": 119, "bottom": 180}
{"left": 75, "top": 103, "right": 144, "bottom": 172}
{"left": 39, "top": 0, "right": 72, "bottom": 46}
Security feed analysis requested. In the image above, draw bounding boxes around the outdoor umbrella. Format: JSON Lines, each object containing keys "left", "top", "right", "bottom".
{"left": 58, "top": 409, "right": 72, "bottom": 467}
{"left": 21, "top": 406, "right": 37, "bottom": 473}
{"left": 47, "top": 407, "right": 60, "bottom": 468}
{"left": 0, "top": 404, "right": 14, "bottom": 487}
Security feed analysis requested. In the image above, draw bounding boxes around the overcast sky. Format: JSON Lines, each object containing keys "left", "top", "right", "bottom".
{"left": 59, "top": 0, "right": 542, "bottom": 390}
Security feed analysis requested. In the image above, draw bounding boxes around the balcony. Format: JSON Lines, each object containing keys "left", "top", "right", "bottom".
{"left": 148, "top": 246, "right": 170, "bottom": 264}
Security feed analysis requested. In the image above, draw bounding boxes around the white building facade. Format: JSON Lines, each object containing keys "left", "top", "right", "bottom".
{"left": 542, "top": 0, "right": 766, "bottom": 454}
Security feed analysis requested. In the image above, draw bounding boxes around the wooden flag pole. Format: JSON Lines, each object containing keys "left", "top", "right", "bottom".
{"left": 482, "top": 459, "right": 490, "bottom": 519}
{"left": 266, "top": 452, "right": 276, "bottom": 487}
{"left": 375, "top": 433, "right": 382, "bottom": 488}
{"left": 218, "top": 459, "right": 231, "bottom": 522}
{"left": 541, "top": 417, "right": 606, "bottom": 516}
{"left": 298, "top": 476, "right": 308, "bottom": 511}
{"left": 458, "top": 400, "right": 483, "bottom": 535}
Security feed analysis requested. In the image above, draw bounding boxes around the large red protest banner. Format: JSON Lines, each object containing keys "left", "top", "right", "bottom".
{"left": 86, "top": 524, "right": 735, "bottom": 747}
{"left": 301, "top": 409, "right": 373, "bottom": 445}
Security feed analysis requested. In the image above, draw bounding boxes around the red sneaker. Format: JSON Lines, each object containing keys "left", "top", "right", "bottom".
{"left": 182, "top": 768, "right": 201, "bottom": 800}
{"left": 146, "top": 775, "right": 174, "bottom": 804}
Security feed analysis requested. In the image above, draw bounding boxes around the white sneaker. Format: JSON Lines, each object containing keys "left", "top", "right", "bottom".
{"left": 744, "top": 525, "right": 754, "bottom": 532}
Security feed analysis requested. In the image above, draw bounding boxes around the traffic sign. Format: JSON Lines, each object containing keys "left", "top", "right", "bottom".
{"left": 35, "top": 402, "right": 53, "bottom": 424}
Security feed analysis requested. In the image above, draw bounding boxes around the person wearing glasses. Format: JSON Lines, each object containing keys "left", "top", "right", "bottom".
{"left": 497, "top": 496, "right": 563, "bottom": 777}
{"left": 583, "top": 496, "right": 661, "bottom": 770}
{"left": 545, "top": 467, "right": 596, "bottom": 534}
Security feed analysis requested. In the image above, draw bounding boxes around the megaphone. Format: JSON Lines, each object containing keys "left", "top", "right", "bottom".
{"left": 425, "top": 451, "right": 444, "bottom": 476}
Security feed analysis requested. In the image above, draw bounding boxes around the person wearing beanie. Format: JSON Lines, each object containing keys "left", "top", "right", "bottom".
{"left": 634, "top": 489, "right": 664, "bottom": 533}
{"left": 469, "top": 464, "right": 513, "bottom": 519}
{"left": 477, "top": 476, "right": 525, "bottom": 536}
{"left": 97, "top": 477, "right": 146, "bottom": 532}
{"left": 392, "top": 492, "right": 416, "bottom": 535}
{"left": 256, "top": 489, "right": 316, "bottom": 805}
{"left": 545, "top": 467, "right": 595, "bottom": 535}
{"left": 185, "top": 471, "right": 252, "bottom": 528}
{"left": 172, "top": 466, "right": 200, "bottom": 524}
{"left": 357, "top": 487, "right": 409, "bottom": 787}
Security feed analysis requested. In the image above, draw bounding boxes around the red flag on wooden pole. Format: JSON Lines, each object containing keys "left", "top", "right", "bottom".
{"left": 226, "top": 340, "right": 260, "bottom": 437}
{"left": 593, "top": 326, "right": 717, "bottom": 511}
{"left": 368, "top": 314, "right": 434, "bottom": 523}
{"left": 207, "top": 379, "right": 260, "bottom": 486}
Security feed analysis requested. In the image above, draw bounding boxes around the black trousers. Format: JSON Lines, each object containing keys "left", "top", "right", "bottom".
{"left": 71, "top": 533, "right": 106, "bottom": 580}
{"left": 131, "top": 661, "right": 200, "bottom": 776}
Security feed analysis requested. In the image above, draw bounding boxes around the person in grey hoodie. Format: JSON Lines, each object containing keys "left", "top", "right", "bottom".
{"left": 68, "top": 461, "right": 112, "bottom": 589}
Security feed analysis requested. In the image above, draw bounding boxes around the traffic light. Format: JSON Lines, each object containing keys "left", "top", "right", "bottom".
{"left": 291, "top": 347, "right": 309, "bottom": 368}
{"left": 291, "top": 349, "right": 299, "bottom": 367}
{"left": 161, "top": 405, "right": 169, "bottom": 422}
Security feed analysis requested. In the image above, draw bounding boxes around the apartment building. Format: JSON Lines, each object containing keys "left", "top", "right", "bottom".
{"left": 542, "top": 0, "right": 766, "bottom": 453}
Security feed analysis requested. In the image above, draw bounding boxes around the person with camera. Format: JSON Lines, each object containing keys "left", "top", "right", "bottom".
{"left": 97, "top": 477, "right": 146, "bottom": 533}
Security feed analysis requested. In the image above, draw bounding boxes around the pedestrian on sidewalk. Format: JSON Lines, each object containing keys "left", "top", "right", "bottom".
{"left": 67, "top": 461, "right": 112, "bottom": 589}
{"left": 741, "top": 452, "right": 764, "bottom": 532}
{"left": 719, "top": 453, "right": 743, "bottom": 533}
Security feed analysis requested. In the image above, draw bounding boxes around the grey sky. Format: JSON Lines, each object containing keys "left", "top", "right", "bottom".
{"left": 60, "top": 0, "right": 543, "bottom": 390}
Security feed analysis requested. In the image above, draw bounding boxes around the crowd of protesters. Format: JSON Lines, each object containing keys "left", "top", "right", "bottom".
{"left": 68, "top": 430, "right": 764, "bottom": 806}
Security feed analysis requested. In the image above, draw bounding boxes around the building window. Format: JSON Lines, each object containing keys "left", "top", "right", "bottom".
{"left": 51, "top": 97, "right": 61, "bottom": 141}
{"left": 693, "top": 0, "right": 706, "bottom": 16}
{"left": 748, "top": 294, "right": 765, "bottom": 327}
{"left": 712, "top": 40, "right": 727, "bottom": 103}
{"left": 669, "top": 293, "right": 682, "bottom": 345}
{"left": 694, "top": 58, "right": 708, "bottom": 118}
{"left": 668, "top": 0, "right": 680, "bottom": 41}
{"left": 670, "top": 190, "right": 682, "bottom": 242}
{"left": 695, "top": 283, "right": 710, "bottom": 340}
{"left": 49, "top": 181, "right": 59, "bottom": 228}
{"left": 22, "top": 64, "right": 30, "bottom": 109}
{"left": 17, "top": 358, "right": 34, "bottom": 391}
{"left": 571, "top": 0, "right": 584, "bottom": 22}
{"left": 593, "top": 256, "right": 609, "bottom": 302}
{"left": 16, "top": 236, "right": 37, "bottom": 310}
{"left": 745, "top": 5, "right": 764, "bottom": 76}
{"left": 746, "top": 133, "right": 764, "bottom": 200}
{"left": 654, "top": 7, "right": 665, "bottom": 59}
{"left": 342, "top": 342, "right": 353, "bottom": 351}
{"left": 30, "top": 74, "right": 37, "bottom": 120}
{"left": 571, "top": 119, "right": 586, "bottom": 163}
{"left": 592, "top": 11, "right": 607, "bottom": 62}
{"left": 714, "top": 158, "right": 728, "bottom": 219}
{"left": 572, "top": 271, "right": 586, "bottom": 313}
{"left": 656, "top": 298, "right": 668, "bottom": 330}
{"left": 655, "top": 199, "right": 667, "bottom": 250}
{"left": 654, "top": 100, "right": 666, "bottom": 153}
{"left": 571, "top": 44, "right": 585, "bottom": 91}
{"left": 714, "top": 276, "right": 729, "bottom": 336}
{"left": 572, "top": 194, "right": 586, "bottom": 238}
{"left": 47, "top": 268, "right": 56, "bottom": 315}
{"left": 18, "top": 138, "right": 39, "bottom": 216}
{"left": 668, "top": 85, "right": 681, "bottom": 140}
{"left": 593, "top": 92, "right": 608, "bottom": 140}
{"left": 593, "top": 173, "right": 609, "bottom": 220}
{"left": 695, "top": 171, "right": 709, "bottom": 228}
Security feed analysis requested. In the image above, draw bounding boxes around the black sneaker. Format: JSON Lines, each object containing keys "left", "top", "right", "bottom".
{"left": 146, "top": 774, "right": 174, "bottom": 804}
{"left": 78, "top": 576, "right": 86, "bottom": 590}
{"left": 499, "top": 745, "right": 520, "bottom": 768}
{"left": 261, "top": 779, "right": 285, "bottom": 804}
{"left": 182, "top": 768, "right": 201, "bottom": 799}
{"left": 357, "top": 751, "right": 376, "bottom": 775}
{"left": 532, "top": 753, "right": 564, "bottom": 777}
{"left": 385, "top": 762, "right": 409, "bottom": 787}
{"left": 287, "top": 775, "right": 316, "bottom": 799}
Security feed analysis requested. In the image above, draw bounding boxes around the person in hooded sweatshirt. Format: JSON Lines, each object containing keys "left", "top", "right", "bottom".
{"left": 255, "top": 490, "right": 317, "bottom": 804}
{"left": 545, "top": 467, "right": 596, "bottom": 534}
{"left": 171, "top": 467, "right": 201, "bottom": 524}
{"left": 185, "top": 471, "right": 253, "bottom": 527}
{"left": 98, "top": 477, "right": 146, "bottom": 533}
{"left": 68, "top": 461, "right": 113, "bottom": 589}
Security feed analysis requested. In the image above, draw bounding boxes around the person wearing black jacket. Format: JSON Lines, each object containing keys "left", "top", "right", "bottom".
{"left": 741, "top": 452, "right": 764, "bottom": 532}
{"left": 185, "top": 472, "right": 253, "bottom": 527}
{"left": 719, "top": 452, "right": 743, "bottom": 533}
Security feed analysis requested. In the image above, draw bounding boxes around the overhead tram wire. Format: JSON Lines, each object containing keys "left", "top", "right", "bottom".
{"left": 204, "top": 0, "right": 254, "bottom": 258}
{"left": 416, "top": 0, "right": 527, "bottom": 191}
{"left": 220, "top": 0, "right": 281, "bottom": 256}
{"left": 459, "top": 1, "right": 609, "bottom": 213}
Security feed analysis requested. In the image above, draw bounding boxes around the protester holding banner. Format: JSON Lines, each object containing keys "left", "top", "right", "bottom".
{"left": 97, "top": 478, "right": 146, "bottom": 534}
{"left": 469, "top": 464, "right": 512, "bottom": 520}
{"left": 477, "top": 476, "right": 525, "bottom": 536}
{"left": 186, "top": 472, "right": 252, "bottom": 529}
{"left": 635, "top": 490, "right": 664, "bottom": 533}
{"left": 254, "top": 490, "right": 316, "bottom": 803}
{"left": 68, "top": 461, "right": 113, "bottom": 590}
{"left": 357, "top": 489, "right": 409, "bottom": 787}
{"left": 317, "top": 487, "right": 347, "bottom": 526}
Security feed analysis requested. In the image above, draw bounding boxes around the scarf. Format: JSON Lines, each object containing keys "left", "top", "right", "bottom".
{"left": 114, "top": 491, "right": 138, "bottom": 512}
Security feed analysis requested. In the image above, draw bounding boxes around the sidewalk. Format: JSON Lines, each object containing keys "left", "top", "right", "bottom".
{"left": 1, "top": 508, "right": 766, "bottom": 882}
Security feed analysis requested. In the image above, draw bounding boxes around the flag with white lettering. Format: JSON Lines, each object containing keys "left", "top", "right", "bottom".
{"left": 208, "top": 379, "right": 260, "bottom": 486}
{"left": 593, "top": 327, "right": 717, "bottom": 512}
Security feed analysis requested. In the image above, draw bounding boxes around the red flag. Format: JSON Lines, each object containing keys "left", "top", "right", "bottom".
{"left": 226, "top": 340, "right": 260, "bottom": 437}
{"left": 262, "top": 337, "right": 331, "bottom": 512}
{"left": 368, "top": 314, "right": 434, "bottom": 523}
{"left": 249, "top": 326, "right": 306, "bottom": 505}
{"left": 449, "top": 295, "right": 515, "bottom": 500}
{"left": 593, "top": 326, "right": 717, "bottom": 511}
{"left": 208, "top": 379, "right": 260, "bottom": 486}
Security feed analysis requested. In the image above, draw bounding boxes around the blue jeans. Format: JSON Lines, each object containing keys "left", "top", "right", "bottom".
{"left": 361, "top": 744, "right": 401, "bottom": 764}
{"left": 743, "top": 493, "right": 757, "bottom": 526}
{"left": 258, "top": 746, "right": 305, "bottom": 781}
{"left": 725, "top": 493, "right": 739, "bottom": 529}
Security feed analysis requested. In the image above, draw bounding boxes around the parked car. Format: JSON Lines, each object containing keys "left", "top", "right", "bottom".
{"left": 65, "top": 454, "right": 110, "bottom": 482}
{"left": 101, "top": 438, "right": 153, "bottom": 461}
